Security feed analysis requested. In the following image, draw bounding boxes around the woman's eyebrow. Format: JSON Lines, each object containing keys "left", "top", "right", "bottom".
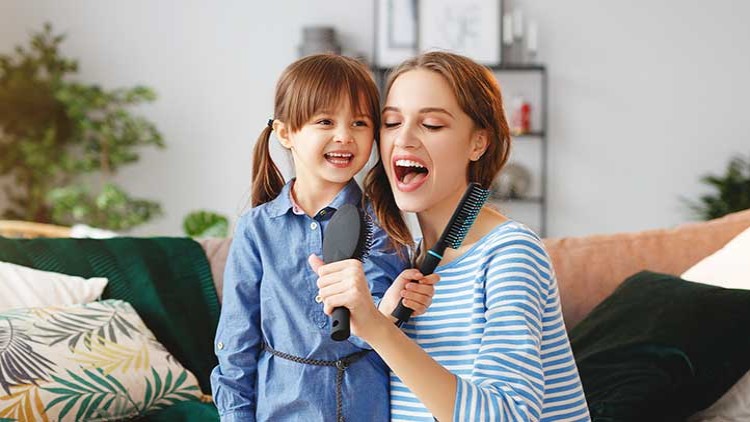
{"left": 419, "top": 107, "right": 454, "bottom": 118}
{"left": 381, "top": 106, "right": 454, "bottom": 118}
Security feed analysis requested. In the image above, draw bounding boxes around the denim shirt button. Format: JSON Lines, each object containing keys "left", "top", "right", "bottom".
{"left": 217, "top": 342, "right": 224, "bottom": 350}
{"left": 310, "top": 222, "right": 318, "bottom": 230}
{"left": 315, "top": 295, "right": 323, "bottom": 303}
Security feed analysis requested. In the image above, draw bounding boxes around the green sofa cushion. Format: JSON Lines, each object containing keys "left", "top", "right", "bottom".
{"left": 570, "top": 271, "right": 750, "bottom": 421}
{"left": 137, "top": 400, "right": 219, "bottom": 421}
{"left": 0, "top": 237, "right": 220, "bottom": 395}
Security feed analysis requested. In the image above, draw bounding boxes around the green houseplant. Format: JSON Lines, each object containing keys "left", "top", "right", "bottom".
{"left": 183, "top": 210, "right": 229, "bottom": 238}
{"left": 688, "top": 153, "right": 750, "bottom": 220}
{"left": 0, "top": 23, "right": 163, "bottom": 230}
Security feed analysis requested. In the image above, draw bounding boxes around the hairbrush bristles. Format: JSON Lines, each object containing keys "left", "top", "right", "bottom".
{"left": 444, "top": 184, "right": 490, "bottom": 249}
{"left": 354, "top": 211, "right": 374, "bottom": 261}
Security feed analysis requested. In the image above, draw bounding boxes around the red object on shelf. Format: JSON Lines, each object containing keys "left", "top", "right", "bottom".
{"left": 511, "top": 97, "right": 532, "bottom": 135}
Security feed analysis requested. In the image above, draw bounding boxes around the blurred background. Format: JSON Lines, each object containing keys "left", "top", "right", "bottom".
{"left": 1, "top": 0, "right": 748, "bottom": 238}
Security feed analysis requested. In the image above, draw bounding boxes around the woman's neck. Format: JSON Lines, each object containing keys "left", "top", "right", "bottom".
{"left": 291, "top": 178, "right": 348, "bottom": 217}
{"left": 416, "top": 188, "right": 467, "bottom": 249}
{"left": 416, "top": 191, "right": 509, "bottom": 265}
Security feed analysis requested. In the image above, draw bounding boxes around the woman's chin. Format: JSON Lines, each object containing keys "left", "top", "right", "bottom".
{"left": 392, "top": 192, "right": 430, "bottom": 214}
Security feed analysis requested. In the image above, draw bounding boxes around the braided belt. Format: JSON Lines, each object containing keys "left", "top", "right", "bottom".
{"left": 261, "top": 342, "right": 371, "bottom": 422}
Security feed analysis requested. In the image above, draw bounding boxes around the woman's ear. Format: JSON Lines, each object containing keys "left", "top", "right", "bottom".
{"left": 469, "top": 129, "right": 489, "bottom": 161}
{"left": 274, "top": 121, "right": 292, "bottom": 150}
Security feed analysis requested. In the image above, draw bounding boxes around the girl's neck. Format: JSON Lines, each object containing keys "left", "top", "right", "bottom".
{"left": 291, "top": 178, "right": 348, "bottom": 217}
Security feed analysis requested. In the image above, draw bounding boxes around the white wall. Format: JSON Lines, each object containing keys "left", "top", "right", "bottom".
{"left": 1, "top": 0, "right": 748, "bottom": 237}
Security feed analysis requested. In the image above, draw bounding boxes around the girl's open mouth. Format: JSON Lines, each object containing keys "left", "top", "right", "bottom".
{"left": 324, "top": 152, "right": 354, "bottom": 167}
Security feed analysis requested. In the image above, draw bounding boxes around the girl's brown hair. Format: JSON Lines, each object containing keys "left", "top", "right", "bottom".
{"left": 251, "top": 54, "right": 381, "bottom": 206}
{"left": 365, "top": 51, "right": 512, "bottom": 250}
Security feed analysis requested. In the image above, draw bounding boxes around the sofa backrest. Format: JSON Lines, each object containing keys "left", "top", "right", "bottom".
{"left": 199, "top": 209, "right": 750, "bottom": 331}
{"left": 545, "top": 209, "right": 750, "bottom": 329}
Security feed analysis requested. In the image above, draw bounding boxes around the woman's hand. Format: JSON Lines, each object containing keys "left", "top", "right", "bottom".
{"left": 308, "top": 255, "right": 386, "bottom": 339}
{"left": 379, "top": 269, "right": 439, "bottom": 321}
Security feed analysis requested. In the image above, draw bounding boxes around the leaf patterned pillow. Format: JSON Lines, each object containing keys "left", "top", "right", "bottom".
{"left": 0, "top": 299, "right": 204, "bottom": 421}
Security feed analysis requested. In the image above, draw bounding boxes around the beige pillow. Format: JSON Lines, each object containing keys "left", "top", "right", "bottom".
{"left": 682, "top": 225, "right": 750, "bottom": 289}
{"left": 0, "top": 299, "right": 203, "bottom": 421}
{"left": 0, "top": 262, "right": 108, "bottom": 312}
{"left": 683, "top": 225, "right": 750, "bottom": 421}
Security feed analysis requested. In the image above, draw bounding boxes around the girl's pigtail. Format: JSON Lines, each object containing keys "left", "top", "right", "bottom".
{"left": 251, "top": 125, "right": 284, "bottom": 207}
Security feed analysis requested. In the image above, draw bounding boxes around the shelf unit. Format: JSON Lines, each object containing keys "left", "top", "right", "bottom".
{"left": 371, "top": 64, "right": 549, "bottom": 236}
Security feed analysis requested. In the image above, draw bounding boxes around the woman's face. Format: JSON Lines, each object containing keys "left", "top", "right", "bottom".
{"left": 380, "top": 69, "right": 487, "bottom": 213}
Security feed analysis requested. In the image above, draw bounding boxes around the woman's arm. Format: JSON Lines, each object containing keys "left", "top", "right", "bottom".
{"left": 310, "top": 256, "right": 455, "bottom": 420}
{"left": 311, "top": 232, "right": 551, "bottom": 421}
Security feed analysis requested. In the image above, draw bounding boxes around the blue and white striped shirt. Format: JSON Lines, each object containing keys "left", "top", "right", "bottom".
{"left": 390, "top": 221, "right": 590, "bottom": 421}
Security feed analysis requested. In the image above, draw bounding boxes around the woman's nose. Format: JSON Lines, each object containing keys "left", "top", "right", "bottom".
{"left": 392, "top": 123, "right": 420, "bottom": 149}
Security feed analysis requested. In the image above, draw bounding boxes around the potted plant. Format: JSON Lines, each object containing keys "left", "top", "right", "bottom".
{"left": 0, "top": 23, "right": 163, "bottom": 231}
{"left": 688, "top": 153, "right": 750, "bottom": 220}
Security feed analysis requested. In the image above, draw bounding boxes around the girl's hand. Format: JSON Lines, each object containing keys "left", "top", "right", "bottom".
{"left": 379, "top": 269, "right": 439, "bottom": 321}
{"left": 308, "top": 254, "right": 385, "bottom": 338}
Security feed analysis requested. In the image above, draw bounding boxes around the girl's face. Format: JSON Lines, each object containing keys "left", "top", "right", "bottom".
{"left": 279, "top": 97, "right": 374, "bottom": 190}
{"left": 380, "top": 69, "right": 487, "bottom": 213}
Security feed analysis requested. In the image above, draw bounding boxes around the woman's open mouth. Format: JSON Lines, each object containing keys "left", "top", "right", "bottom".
{"left": 324, "top": 152, "right": 354, "bottom": 168}
{"left": 393, "top": 158, "right": 429, "bottom": 192}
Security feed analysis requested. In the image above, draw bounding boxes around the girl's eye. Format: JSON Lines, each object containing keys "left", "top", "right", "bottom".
{"left": 317, "top": 119, "right": 333, "bottom": 126}
{"left": 353, "top": 120, "right": 369, "bottom": 127}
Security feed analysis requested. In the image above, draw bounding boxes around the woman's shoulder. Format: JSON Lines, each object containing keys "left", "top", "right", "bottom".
{"left": 481, "top": 220, "right": 545, "bottom": 251}
{"left": 477, "top": 220, "right": 553, "bottom": 273}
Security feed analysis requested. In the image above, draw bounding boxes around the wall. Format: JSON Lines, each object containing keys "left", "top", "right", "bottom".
{"left": 1, "top": 0, "right": 748, "bottom": 237}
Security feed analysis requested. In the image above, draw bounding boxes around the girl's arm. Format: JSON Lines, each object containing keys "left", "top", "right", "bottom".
{"left": 210, "top": 216, "right": 264, "bottom": 422}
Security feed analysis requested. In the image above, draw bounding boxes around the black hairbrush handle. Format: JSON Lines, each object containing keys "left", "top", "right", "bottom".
{"left": 322, "top": 204, "right": 372, "bottom": 342}
{"left": 391, "top": 250, "right": 442, "bottom": 324}
{"left": 331, "top": 307, "right": 351, "bottom": 341}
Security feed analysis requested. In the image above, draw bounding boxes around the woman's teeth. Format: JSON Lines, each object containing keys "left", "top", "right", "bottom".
{"left": 395, "top": 159, "right": 424, "bottom": 168}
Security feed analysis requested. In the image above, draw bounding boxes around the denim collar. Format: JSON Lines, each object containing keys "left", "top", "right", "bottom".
{"left": 266, "top": 178, "right": 362, "bottom": 218}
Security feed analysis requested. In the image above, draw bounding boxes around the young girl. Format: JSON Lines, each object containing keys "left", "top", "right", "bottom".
{"left": 311, "top": 52, "right": 590, "bottom": 421}
{"left": 210, "top": 54, "right": 438, "bottom": 422}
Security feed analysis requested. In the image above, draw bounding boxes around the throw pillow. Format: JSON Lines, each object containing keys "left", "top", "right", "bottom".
{"left": 681, "top": 224, "right": 750, "bottom": 289}
{"left": 680, "top": 224, "right": 750, "bottom": 421}
{"left": 0, "top": 261, "right": 108, "bottom": 312}
{"left": 0, "top": 299, "right": 204, "bottom": 421}
{"left": 570, "top": 271, "right": 750, "bottom": 422}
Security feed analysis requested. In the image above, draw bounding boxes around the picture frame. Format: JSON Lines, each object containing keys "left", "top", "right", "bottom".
{"left": 374, "top": 0, "right": 418, "bottom": 67}
{"left": 418, "top": 0, "right": 502, "bottom": 66}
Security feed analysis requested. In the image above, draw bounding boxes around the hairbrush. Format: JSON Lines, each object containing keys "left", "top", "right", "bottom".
{"left": 322, "top": 203, "right": 373, "bottom": 341}
{"left": 391, "top": 182, "right": 490, "bottom": 326}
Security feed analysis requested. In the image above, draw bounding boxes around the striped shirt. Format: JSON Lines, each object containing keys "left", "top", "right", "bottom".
{"left": 390, "top": 221, "right": 590, "bottom": 421}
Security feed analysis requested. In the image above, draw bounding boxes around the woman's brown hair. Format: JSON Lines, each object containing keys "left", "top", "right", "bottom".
{"left": 251, "top": 54, "right": 381, "bottom": 206}
{"left": 364, "top": 51, "right": 512, "bottom": 250}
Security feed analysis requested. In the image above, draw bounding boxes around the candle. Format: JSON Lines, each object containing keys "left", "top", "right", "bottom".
{"left": 527, "top": 21, "right": 538, "bottom": 53}
{"left": 513, "top": 9, "right": 524, "bottom": 39}
{"left": 503, "top": 13, "right": 514, "bottom": 45}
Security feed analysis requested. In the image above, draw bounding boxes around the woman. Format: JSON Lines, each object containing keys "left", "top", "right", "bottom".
{"left": 309, "top": 51, "right": 590, "bottom": 421}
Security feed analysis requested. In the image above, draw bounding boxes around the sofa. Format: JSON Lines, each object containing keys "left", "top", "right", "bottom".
{"left": 1, "top": 208, "right": 749, "bottom": 420}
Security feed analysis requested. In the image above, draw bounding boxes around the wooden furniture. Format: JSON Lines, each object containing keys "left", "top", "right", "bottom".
{"left": 0, "top": 220, "right": 72, "bottom": 238}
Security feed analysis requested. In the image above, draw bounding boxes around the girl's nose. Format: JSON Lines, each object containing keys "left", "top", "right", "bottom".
{"left": 334, "top": 126, "right": 354, "bottom": 144}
